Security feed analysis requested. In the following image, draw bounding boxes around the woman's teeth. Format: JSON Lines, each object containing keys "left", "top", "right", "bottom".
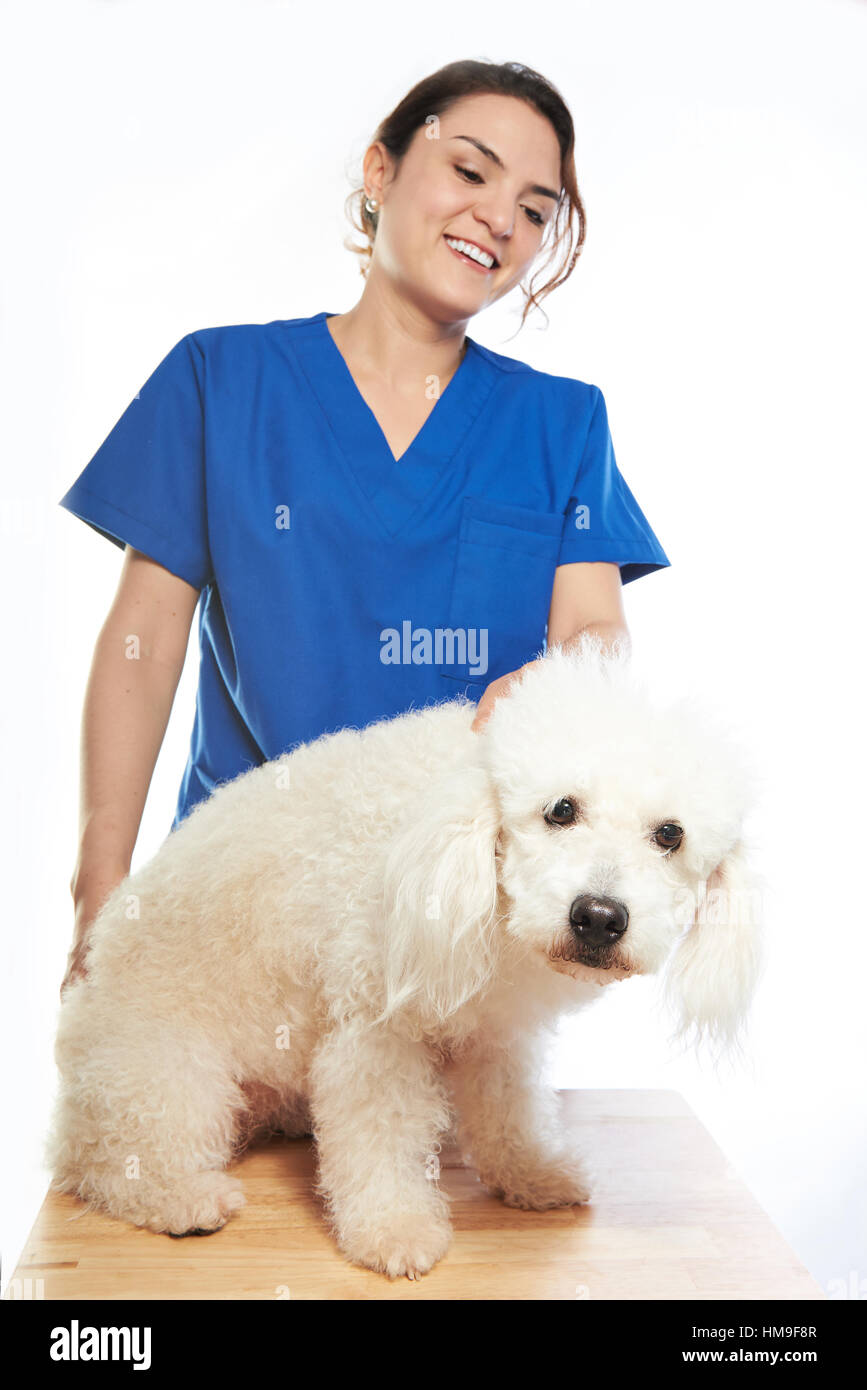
{"left": 445, "top": 236, "right": 495, "bottom": 270}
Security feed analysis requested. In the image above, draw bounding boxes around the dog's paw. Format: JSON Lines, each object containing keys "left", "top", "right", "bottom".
{"left": 146, "top": 1170, "right": 246, "bottom": 1235}
{"left": 340, "top": 1211, "right": 452, "bottom": 1280}
{"left": 483, "top": 1155, "right": 594, "bottom": 1211}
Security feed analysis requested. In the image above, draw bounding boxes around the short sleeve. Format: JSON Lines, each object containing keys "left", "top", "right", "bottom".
{"left": 58, "top": 333, "right": 213, "bottom": 590}
{"left": 556, "top": 385, "right": 671, "bottom": 585}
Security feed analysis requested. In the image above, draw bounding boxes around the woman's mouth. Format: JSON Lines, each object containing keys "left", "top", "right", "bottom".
{"left": 444, "top": 235, "right": 498, "bottom": 274}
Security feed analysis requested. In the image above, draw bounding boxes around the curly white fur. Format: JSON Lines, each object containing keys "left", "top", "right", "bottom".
{"left": 45, "top": 634, "right": 762, "bottom": 1279}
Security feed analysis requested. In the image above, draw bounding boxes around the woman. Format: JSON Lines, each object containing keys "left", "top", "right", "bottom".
{"left": 58, "top": 59, "right": 670, "bottom": 994}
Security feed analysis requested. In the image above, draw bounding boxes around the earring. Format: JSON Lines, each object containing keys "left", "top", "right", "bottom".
{"left": 364, "top": 194, "right": 379, "bottom": 214}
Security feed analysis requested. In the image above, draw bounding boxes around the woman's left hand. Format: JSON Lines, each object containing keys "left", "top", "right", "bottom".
{"left": 469, "top": 623, "right": 630, "bottom": 732}
{"left": 470, "top": 659, "right": 542, "bottom": 733}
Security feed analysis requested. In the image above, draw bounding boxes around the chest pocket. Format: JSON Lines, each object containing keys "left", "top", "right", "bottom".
{"left": 439, "top": 496, "right": 566, "bottom": 692}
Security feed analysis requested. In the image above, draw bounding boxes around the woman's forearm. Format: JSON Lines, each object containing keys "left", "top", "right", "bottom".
{"left": 70, "top": 620, "right": 182, "bottom": 905}
{"left": 557, "top": 620, "right": 631, "bottom": 658}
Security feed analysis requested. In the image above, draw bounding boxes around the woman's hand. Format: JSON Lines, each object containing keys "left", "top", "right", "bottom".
{"left": 60, "top": 861, "right": 128, "bottom": 999}
{"left": 469, "top": 624, "right": 631, "bottom": 734}
{"left": 470, "top": 659, "right": 543, "bottom": 733}
{"left": 60, "top": 933, "right": 92, "bottom": 998}
{"left": 60, "top": 898, "right": 99, "bottom": 998}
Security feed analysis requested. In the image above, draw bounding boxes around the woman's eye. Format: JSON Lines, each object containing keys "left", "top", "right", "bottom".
{"left": 654, "top": 822, "right": 684, "bottom": 851}
{"left": 454, "top": 166, "right": 545, "bottom": 226}
{"left": 545, "top": 797, "right": 578, "bottom": 827}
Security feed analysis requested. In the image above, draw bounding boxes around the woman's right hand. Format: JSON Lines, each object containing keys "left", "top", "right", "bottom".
{"left": 60, "top": 932, "right": 92, "bottom": 997}
{"left": 61, "top": 865, "right": 128, "bottom": 999}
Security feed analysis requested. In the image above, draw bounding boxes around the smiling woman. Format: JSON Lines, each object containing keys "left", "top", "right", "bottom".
{"left": 344, "top": 59, "right": 586, "bottom": 326}
{"left": 56, "top": 57, "right": 670, "bottom": 998}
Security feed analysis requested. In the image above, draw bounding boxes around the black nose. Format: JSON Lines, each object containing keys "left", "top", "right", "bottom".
{"left": 569, "top": 894, "right": 629, "bottom": 948}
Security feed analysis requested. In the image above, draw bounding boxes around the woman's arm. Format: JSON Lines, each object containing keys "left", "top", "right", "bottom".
{"left": 470, "top": 561, "right": 630, "bottom": 732}
{"left": 545, "top": 559, "right": 631, "bottom": 654}
{"left": 62, "top": 547, "right": 201, "bottom": 995}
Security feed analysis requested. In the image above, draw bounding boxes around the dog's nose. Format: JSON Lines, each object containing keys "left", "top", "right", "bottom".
{"left": 569, "top": 894, "right": 629, "bottom": 947}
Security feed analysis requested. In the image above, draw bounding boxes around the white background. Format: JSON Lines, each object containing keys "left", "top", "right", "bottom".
{"left": 1, "top": 0, "right": 865, "bottom": 1298}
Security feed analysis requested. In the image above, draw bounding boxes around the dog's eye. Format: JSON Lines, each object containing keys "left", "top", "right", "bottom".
{"left": 654, "top": 822, "right": 684, "bottom": 850}
{"left": 544, "top": 797, "right": 578, "bottom": 827}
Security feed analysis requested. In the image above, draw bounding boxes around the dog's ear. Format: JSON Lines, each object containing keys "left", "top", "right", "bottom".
{"left": 376, "top": 762, "right": 502, "bottom": 1031}
{"left": 662, "top": 837, "right": 764, "bottom": 1055}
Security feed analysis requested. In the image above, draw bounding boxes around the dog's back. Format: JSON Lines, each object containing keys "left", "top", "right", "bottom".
{"left": 61, "top": 693, "right": 479, "bottom": 1027}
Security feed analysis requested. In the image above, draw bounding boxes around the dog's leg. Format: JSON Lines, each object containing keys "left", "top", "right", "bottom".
{"left": 309, "top": 1024, "right": 453, "bottom": 1279}
{"left": 46, "top": 995, "right": 247, "bottom": 1235}
{"left": 447, "top": 1032, "right": 594, "bottom": 1210}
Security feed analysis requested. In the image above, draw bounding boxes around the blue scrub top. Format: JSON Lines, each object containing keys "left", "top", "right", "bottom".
{"left": 59, "top": 311, "right": 671, "bottom": 832}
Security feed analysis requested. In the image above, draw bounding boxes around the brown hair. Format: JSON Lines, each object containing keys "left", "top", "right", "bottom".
{"left": 343, "top": 59, "right": 586, "bottom": 331}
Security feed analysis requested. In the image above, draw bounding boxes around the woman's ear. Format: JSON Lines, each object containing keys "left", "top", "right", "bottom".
{"left": 663, "top": 838, "right": 764, "bottom": 1055}
{"left": 377, "top": 763, "right": 502, "bottom": 1031}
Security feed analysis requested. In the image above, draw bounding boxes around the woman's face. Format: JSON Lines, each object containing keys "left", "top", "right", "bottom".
{"left": 367, "top": 92, "right": 563, "bottom": 325}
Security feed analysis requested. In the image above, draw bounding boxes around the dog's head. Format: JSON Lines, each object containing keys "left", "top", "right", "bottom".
{"left": 380, "top": 634, "right": 762, "bottom": 1052}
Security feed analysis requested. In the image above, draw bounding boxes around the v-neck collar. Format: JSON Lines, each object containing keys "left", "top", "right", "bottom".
{"left": 294, "top": 311, "right": 499, "bottom": 539}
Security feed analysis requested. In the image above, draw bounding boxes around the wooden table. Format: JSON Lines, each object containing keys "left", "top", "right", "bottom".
{"left": 6, "top": 1090, "right": 824, "bottom": 1300}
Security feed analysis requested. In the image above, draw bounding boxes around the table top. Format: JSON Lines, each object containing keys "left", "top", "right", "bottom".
{"left": 6, "top": 1090, "right": 825, "bottom": 1301}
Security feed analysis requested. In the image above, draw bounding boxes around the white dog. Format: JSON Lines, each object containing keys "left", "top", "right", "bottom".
{"left": 46, "top": 636, "right": 761, "bottom": 1279}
